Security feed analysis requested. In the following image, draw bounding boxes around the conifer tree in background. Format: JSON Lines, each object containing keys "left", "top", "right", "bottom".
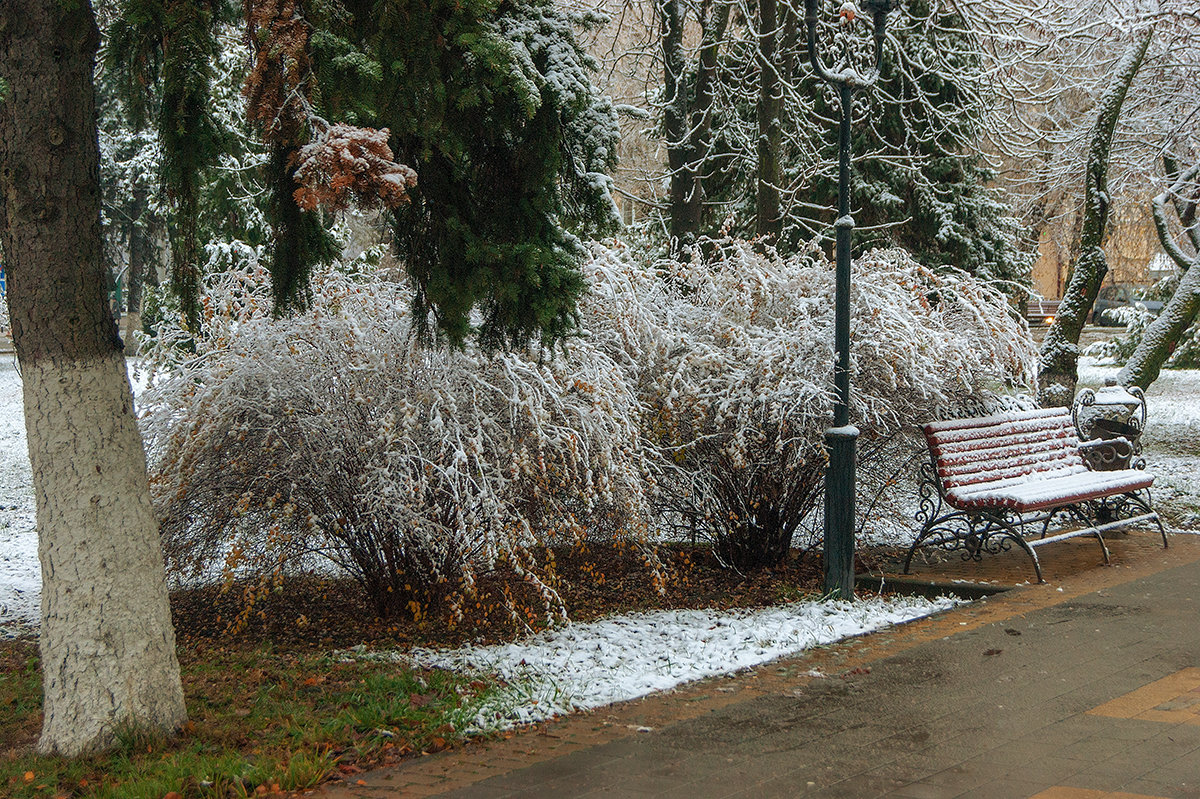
{"left": 296, "top": 0, "right": 620, "bottom": 346}
{"left": 679, "top": 0, "right": 1021, "bottom": 282}
{"left": 809, "top": 0, "right": 1020, "bottom": 282}
{"left": 106, "top": 0, "right": 229, "bottom": 333}
{"left": 107, "top": 0, "right": 620, "bottom": 346}
{"left": 97, "top": 89, "right": 162, "bottom": 333}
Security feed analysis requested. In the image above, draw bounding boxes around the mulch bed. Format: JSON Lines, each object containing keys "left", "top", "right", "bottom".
{"left": 167, "top": 542, "right": 872, "bottom": 654}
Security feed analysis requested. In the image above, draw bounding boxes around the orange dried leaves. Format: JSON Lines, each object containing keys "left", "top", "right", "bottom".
{"left": 243, "top": 0, "right": 311, "bottom": 142}
{"left": 291, "top": 124, "right": 418, "bottom": 212}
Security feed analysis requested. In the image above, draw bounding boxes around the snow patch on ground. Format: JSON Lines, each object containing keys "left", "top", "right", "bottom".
{"left": 0, "top": 359, "right": 38, "bottom": 637}
{"left": 0, "top": 357, "right": 153, "bottom": 637}
{"left": 362, "top": 595, "right": 957, "bottom": 729}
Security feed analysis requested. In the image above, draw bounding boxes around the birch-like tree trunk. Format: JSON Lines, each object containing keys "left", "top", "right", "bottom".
{"left": 1119, "top": 161, "right": 1200, "bottom": 390}
{"left": 0, "top": 0, "right": 187, "bottom": 756}
{"left": 1037, "top": 29, "right": 1152, "bottom": 407}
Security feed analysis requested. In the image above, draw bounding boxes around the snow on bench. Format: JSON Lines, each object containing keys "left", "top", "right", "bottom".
{"left": 904, "top": 407, "right": 1166, "bottom": 583}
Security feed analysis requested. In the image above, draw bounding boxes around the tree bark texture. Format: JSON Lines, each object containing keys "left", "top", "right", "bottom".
{"left": 0, "top": 0, "right": 186, "bottom": 756}
{"left": 126, "top": 185, "right": 148, "bottom": 316}
{"left": 1119, "top": 161, "right": 1200, "bottom": 390}
{"left": 661, "top": 0, "right": 700, "bottom": 249}
{"left": 1038, "top": 30, "right": 1152, "bottom": 408}
{"left": 755, "top": 0, "right": 782, "bottom": 238}
{"left": 1118, "top": 264, "right": 1200, "bottom": 390}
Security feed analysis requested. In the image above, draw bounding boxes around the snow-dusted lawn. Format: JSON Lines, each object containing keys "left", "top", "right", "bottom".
{"left": 1078, "top": 356, "right": 1200, "bottom": 527}
{"left": 0, "top": 358, "right": 37, "bottom": 637}
{"left": 362, "top": 595, "right": 958, "bottom": 730}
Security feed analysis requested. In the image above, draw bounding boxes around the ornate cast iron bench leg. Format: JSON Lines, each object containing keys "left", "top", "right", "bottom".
{"left": 976, "top": 509, "right": 1044, "bottom": 584}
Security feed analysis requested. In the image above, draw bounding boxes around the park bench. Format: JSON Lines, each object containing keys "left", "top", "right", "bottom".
{"left": 1025, "top": 299, "right": 1060, "bottom": 325}
{"left": 903, "top": 407, "right": 1167, "bottom": 583}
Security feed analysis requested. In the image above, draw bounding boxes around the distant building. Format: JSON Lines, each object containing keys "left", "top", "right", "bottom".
{"left": 1030, "top": 189, "right": 1166, "bottom": 300}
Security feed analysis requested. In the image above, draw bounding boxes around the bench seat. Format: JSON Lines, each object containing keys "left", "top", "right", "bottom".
{"left": 946, "top": 468, "right": 1155, "bottom": 512}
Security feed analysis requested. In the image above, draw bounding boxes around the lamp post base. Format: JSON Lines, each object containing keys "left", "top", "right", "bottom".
{"left": 823, "top": 424, "right": 859, "bottom": 599}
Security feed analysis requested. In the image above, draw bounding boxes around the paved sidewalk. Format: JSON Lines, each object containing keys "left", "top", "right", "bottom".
{"left": 323, "top": 534, "right": 1200, "bottom": 798}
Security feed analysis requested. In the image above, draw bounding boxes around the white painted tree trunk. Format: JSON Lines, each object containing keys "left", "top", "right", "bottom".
{"left": 25, "top": 352, "right": 185, "bottom": 756}
{"left": 1, "top": 0, "right": 188, "bottom": 756}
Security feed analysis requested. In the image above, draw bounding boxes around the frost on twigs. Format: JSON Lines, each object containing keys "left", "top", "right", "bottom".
{"left": 291, "top": 124, "right": 418, "bottom": 212}
{"left": 587, "top": 240, "right": 1037, "bottom": 570}
{"left": 140, "top": 258, "right": 652, "bottom": 623}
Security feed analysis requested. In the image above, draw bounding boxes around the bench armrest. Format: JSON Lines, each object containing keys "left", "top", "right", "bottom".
{"left": 1079, "top": 437, "right": 1134, "bottom": 471}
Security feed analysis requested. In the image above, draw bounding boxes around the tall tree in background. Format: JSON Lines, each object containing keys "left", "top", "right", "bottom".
{"left": 653, "top": 0, "right": 1020, "bottom": 280}
{"left": 1038, "top": 30, "right": 1153, "bottom": 407}
{"left": 1119, "top": 156, "right": 1200, "bottom": 389}
{"left": 658, "top": 0, "right": 729, "bottom": 250}
{"left": 109, "top": 0, "right": 619, "bottom": 347}
{"left": 106, "top": 0, "right": 227, "bottom": 333}
{"left": 801, "top": 0, "right": 1018, "bottom": 278}
{"left": 97, "top": 88, "right": 163, "bottom": 336}
{"left": 754, "top": 0, "right": 792, "bottom": 239}
{"left": 0, "top": 0, "right": 186, "bottom": 756}
{"left": 962, "top": 0, "right": 1200, "bottom": 264}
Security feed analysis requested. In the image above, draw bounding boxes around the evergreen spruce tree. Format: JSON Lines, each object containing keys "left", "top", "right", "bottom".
{"left": 299, "top": 0, "right": 620, "bottom": 346}
{"left": 688, "top": 0, "right": 1022, "bottom": 282}
{"left": 814, "top": 0, "right": 1021, "bottom": 282}
{"left": 108, "top": 0, "right": 619, "bottom": 347}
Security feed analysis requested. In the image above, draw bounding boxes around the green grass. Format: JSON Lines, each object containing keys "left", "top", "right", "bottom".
{"left": 0, "top": 642, "right": 504, "bottom": 798}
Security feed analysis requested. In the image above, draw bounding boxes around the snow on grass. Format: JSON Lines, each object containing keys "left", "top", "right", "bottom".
{"left": 0, "top": 358, "right": 38, "bottom": 638}
{"left": 1075, "top": 356, "right": 1200, "bottom": 530}
{"left": 358, "top": 595, "right": 958, "bottom": 729}
{"left": 0, "top": 357, "right": 153, "bottom": 637}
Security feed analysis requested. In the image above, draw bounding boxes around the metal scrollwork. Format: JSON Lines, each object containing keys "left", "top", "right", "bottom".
{"left": 1078, "top": 438, "right": 1134, "bottom": 471}
{"left": 1073, "top": 387, "right": 1098, "bottom": 440}
{"left": 905, "top": 462, "right": 1035, "bottom": 576}
{"left": 1072, "top": 380, "right": 1147, "bottom": 462}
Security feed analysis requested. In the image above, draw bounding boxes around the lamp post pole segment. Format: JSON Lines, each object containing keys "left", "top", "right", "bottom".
{"left": 802, "top": 0, "right": 892, "bottom": 599}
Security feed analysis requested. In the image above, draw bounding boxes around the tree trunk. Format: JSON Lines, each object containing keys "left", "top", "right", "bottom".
{"left": 1118, "top": 161, "right": 1200, "bottom": 390}
{"left": 1118, "top": 266, "right": 1200, "bottom": 390}
{"left": 126, "top": 186, "right": 148, "bottom": 317}
{"left": 1038, "top": 30, "right": 1152, "bottom": 408}
{"left": 755, "top": 0, "right": 782, "bottom": 238}
{"left": 0, "top": 0, "right": 187, "bottom": 757}
{"left": 661, "top": 0, "right": 702, "bottom": 249}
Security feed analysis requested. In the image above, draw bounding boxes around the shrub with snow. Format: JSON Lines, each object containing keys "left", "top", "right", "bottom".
{"left": 583, "top": 240, "right": 1037, "bottom": 570}
{"left": 142, "top": 238, "right": 1034, "bottom": 612}
{"left": 140, "top": 257, "right": 651, "bottom": 620}
{"left": 1085, "top": 281, "right": 1200, "bottom": 371}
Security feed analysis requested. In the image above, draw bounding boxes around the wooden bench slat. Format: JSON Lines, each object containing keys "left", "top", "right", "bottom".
{"left": 922, "top": 407, "right": 1066, "bottom": 435}
{"left": 938, "top": 451, "right": 1082, "bottom": 484}
{"left": 948, "top": 468, "right": 1154, "bottom": 512}
{"left": 941, "top": 460, "right": 1086, "bottom": 491}
{"left": 930, "top": 426, "right": 1076, "bottom": 458}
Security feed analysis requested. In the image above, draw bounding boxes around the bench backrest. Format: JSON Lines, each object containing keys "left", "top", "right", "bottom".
{"left": 922, "top": 408, "right": 1086, "bottom": 493}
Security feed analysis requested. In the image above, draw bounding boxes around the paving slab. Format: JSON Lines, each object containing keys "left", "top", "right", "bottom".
{"left": 319, "top": 533, "right": 1200, "bottom": 799}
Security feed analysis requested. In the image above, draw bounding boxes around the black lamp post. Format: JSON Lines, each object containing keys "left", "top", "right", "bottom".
{"left": 803, "top": 0, "right": 893, "bottom": 599}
